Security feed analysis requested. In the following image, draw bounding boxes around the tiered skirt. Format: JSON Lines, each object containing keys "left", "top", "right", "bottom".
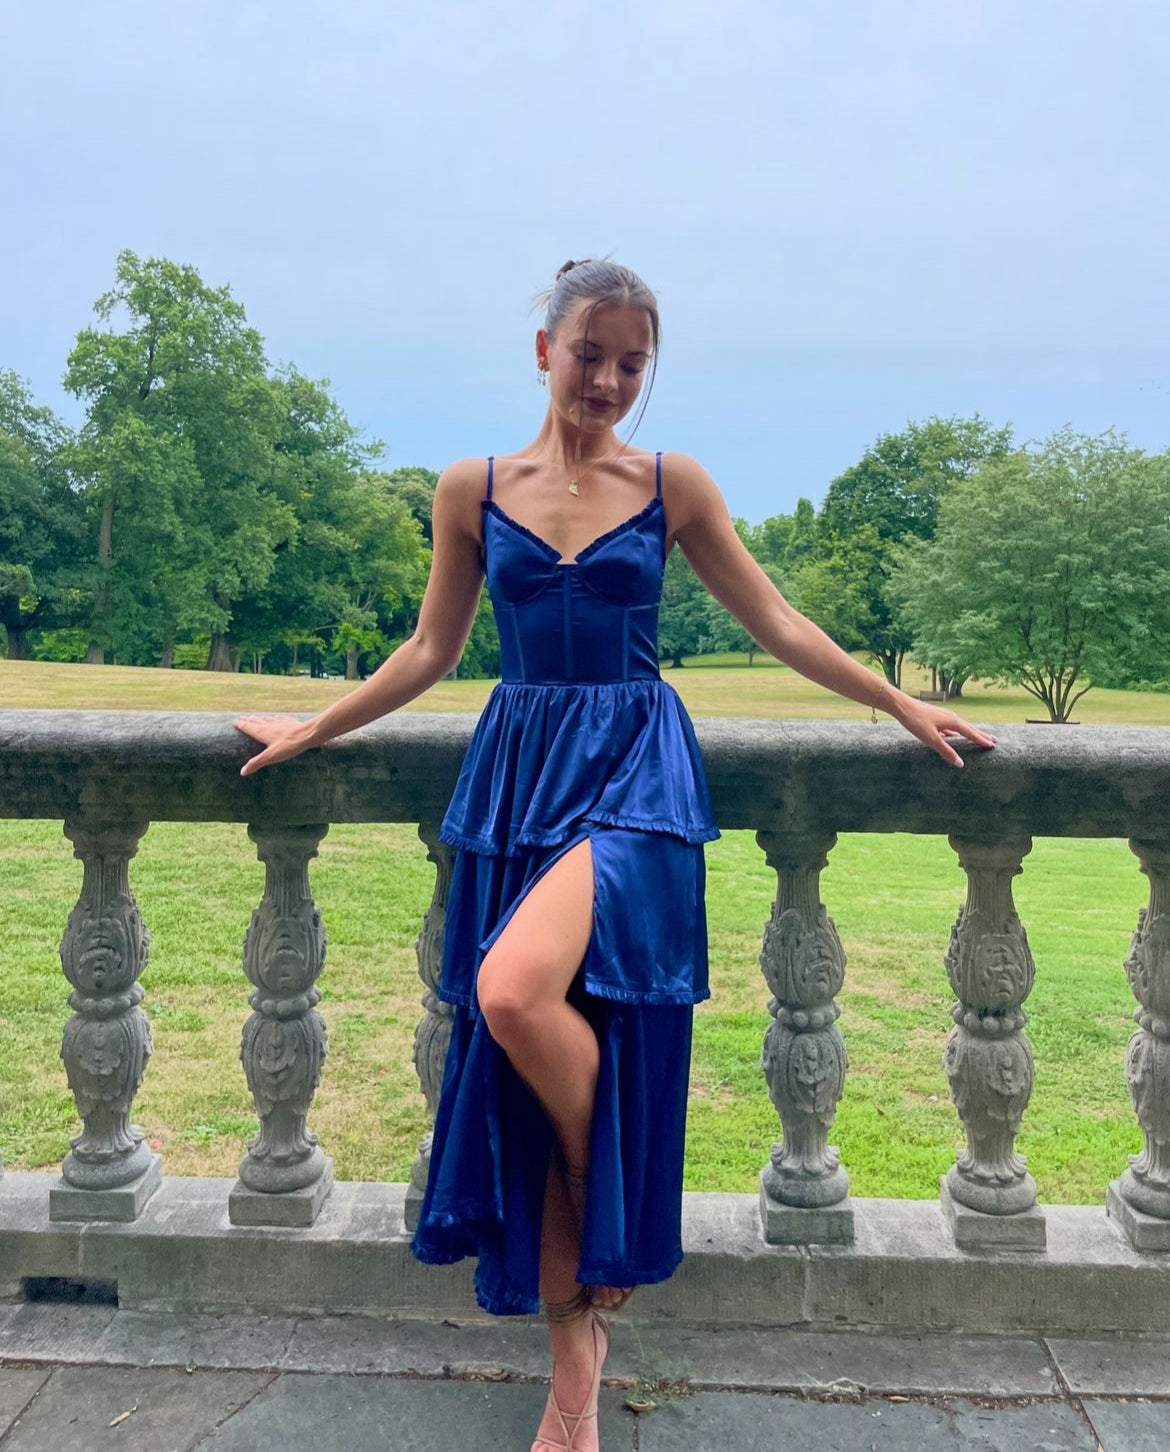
{"left": 410, "top": 679, "right": 719, "bottom": 1315}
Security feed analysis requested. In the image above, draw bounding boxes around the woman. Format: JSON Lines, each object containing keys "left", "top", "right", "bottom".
{"left": 237, "top": 259, "right": 994, "bottom": 1452}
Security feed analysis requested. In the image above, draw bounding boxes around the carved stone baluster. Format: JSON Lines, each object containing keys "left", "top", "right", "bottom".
{"left": 404, "top": 820, "right": 456, "bottom": 1233}
{"left": 1107, "top": 838, "right": 1170, "bottom": 1250}
{"left": 941, "top": 835, "right": 1045, "bottom": 1249}
{"left": 229, "top": 823, "right": 332, "bottom": 1227}
{"left": 50, "top": 818, "right": 162, "bottom": 1222}
{"left": 756, "top": 829, "right": 852, "bottom": 1244}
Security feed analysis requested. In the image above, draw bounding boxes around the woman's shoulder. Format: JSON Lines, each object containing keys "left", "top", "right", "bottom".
{"left": 434, "top": 457, "right": 495, "bottom": 515}
{"left": 431, "top": 458, "right": 494, "bottom": 544}
{"left": 657, "top": 450, "right": 710, "bottom": 478}
{"left": 436, "top": 456, "right": 492, "bottom": 495}
{"left": 655, "top": 453, "right": 731, "bottom": 542}
{"left": 657, "top": 452, "right": 721, "bottom": 499}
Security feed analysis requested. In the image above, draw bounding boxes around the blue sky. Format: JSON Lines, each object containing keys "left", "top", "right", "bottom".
{"left": 3, "top": 1, "right": 1167, "bottom": 520}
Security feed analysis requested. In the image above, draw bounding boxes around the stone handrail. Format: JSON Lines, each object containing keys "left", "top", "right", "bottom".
{"left": 2, "top": 708, "right": 1170, "bottom": 1263}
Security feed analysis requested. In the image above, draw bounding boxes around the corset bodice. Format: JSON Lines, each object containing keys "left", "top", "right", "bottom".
{"left": 483, "top": 495, "right": 666, "bottom": 685}
{"left": 438, "top": 458, "right": 717, "bottom": 859}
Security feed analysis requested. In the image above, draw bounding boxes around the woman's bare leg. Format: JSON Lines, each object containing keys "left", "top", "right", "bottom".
{"left": 477, "top": 838, "right": 600, "bottom": 1173}
{"left": 477, "top": 840, "right": 632, "bottom": 1301}
{"left": 532, "top": 1160, "right": 604, "bottom": 1451}
{"left": 476, "top": 839, "right": 619, "bottom": 1449}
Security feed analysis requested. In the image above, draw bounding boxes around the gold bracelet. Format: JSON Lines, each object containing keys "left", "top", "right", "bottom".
{"left": 870, "top": 679, "right": 888, "bottom": 724}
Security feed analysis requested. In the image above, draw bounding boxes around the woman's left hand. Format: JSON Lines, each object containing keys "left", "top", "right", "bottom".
{"left": 235, "top": 715, "right": 317, "bottom": 776}
{"left": 889, "top": 698, "right": 997, "bottom": 768}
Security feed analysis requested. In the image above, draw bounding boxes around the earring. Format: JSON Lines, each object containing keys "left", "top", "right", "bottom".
{"left": 537, "top": 364, "right": 548, "bottom": 387}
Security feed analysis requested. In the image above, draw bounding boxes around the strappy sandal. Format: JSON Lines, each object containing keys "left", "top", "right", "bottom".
{"left": 561, "top": 1164, "right": 636, "bottom": 1316}
{"left": 533, "top": 1289, "right": 610, "bottom": 1452}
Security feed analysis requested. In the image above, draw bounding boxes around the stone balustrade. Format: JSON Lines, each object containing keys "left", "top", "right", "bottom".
{"left": 2, "top": 708, "right": 1170, "bottom": 1324}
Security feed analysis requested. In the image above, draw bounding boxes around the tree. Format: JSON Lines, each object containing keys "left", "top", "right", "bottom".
{"left": 822, "top": 415, "right": 1015, "bottom": 544}
{"left": 889, "top": 429, "right": 1170, "bottom": 721}
{"left": 332, "top": 475, "right": 429, "bottom": 678}
{"left": 818, "top": 416, "right": 1015, "bottom": 685}
{"left": 459, "top": 589, "right": 501, "bottom": 679}
{"left": 0, "top": 372, "right": 83, "bottom": 659}
{"left": 753, "top": 497, "right": 819, "bottom": 579}
{"left": 64, "top": 251, "right": 296, "bottom": 667}
{"left": 658, "top": 547, "right": 708, "bottom": 668}
{"left": 699, "top": 518, "right": 785, "bottom": 664}
{"left": 379, "top": 466, "right": 439, "bottom": 545}
{"left": 789, "top": 526, "right": 882, "bottom": 657}
{"left": 227, "top": 369, "right": 394, "bottom": 676}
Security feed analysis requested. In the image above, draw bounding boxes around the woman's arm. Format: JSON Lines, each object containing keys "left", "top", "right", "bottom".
{"left": 664, "top": 453, "right": 996, "bottom": 768}
{"left": 236, "top": 459, "right": 488, "bottom": 776}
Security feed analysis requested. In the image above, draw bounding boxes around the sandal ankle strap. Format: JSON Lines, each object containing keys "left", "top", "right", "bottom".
{"left": 543, "top": 1286, "right": 592, "bottom": 1324}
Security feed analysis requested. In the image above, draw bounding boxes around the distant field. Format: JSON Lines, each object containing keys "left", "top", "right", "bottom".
{"left": 0, "top": 658, "right": 1162, "bottom": 1202}
{"left": 3, "top": 654, "right": 1169, "bottom": 724}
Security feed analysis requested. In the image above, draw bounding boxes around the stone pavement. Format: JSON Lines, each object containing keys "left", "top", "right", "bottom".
{"left": 1, "top": 1300, "right": 1169, "bottom": 1450}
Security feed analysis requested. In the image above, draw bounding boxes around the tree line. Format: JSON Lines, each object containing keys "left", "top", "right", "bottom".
{"left": 1, "top": 251, "right": 497, "bottom": 680}
{"left": 3, "top": 252, "right": 1169, "bottom": 715}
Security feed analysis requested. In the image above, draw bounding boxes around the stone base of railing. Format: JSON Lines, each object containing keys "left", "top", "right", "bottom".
{"left": 48, "top": 1155, "right": 163, "bottom": 1224}
{"left": 939, "top": 1177, "right": 1048, "bottom": 1252}
{"left": 228, "top": 1158, "right": 335, "bottom": 1229}
{"left": 1107, "top": 1179, "right": 1170, "bottom": 1252}
{"left": 3, "top": 1172, "right": 1170, "bottom": 1335}
{"left": 758, "top": 1174, "right": 855, "bottom": 1245}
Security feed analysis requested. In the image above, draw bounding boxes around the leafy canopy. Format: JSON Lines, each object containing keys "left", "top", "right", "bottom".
{"left": 0, "top": 371, "right": 83, "bottom": 657}
{"left": 889, "top": 428, "right": 1170, "bottom": 720}
{"left": 815, "top": 416, "right": 1015, "bottom": 683}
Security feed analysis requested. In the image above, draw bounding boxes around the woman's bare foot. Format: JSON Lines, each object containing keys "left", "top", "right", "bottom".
{"left": 532, "top": 1311, "right": 608, "bottom": 1452}
{"left": 589, "top": 1283, "right": 634, "bottom": 1313}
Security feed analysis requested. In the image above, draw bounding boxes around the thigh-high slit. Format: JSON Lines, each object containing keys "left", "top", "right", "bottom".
{"left": 411, "top": 824, "right": 705, "bottom": 1316}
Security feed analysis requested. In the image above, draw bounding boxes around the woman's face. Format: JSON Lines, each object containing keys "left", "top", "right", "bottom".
{"left": 538, "top": 299, "right": 654, "bottom": 433}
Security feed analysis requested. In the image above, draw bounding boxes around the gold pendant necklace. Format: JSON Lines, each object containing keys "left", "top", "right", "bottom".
{"left": 564, "top": 443, "right": 624, "bottom": 497}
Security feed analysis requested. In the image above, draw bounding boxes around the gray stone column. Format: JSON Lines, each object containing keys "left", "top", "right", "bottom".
{"left": 1108, "top": 839, "right": 1170, "bottom": 1250}
{"left": 229, "top": 823, "right": 332, "bottom": 1227}
{"left": 941, "top": 835, "right": 1045, "bottom": 1249}
{"left": 51, "top": 818, "right": 162, "bottom": 1222}
{"left": 404, "top": 820, "right": 456, "bottom": 1233}
{"left": 756, "top": 829, "right": 852, "bottom": 1244}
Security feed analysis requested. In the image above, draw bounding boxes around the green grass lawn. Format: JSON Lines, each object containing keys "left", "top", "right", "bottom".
{"left": 1, "top": 658, "right": 1163, "bottom": 1201}
{"left": 5, "top": 653, "right": 1170, "bottom": 723}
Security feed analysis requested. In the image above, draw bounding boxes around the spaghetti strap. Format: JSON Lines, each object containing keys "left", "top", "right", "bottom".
{"left": 486, "top": 456, "right": 495, "bottom": 501}
{"left": 655, "top": 451, "right": 663, "bottom": 499}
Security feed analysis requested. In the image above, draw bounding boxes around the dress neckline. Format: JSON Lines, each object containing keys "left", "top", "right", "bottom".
{"left": 483, "top": 495, "right": 664, "bottom": 567}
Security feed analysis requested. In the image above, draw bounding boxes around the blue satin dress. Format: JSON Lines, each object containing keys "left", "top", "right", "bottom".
{"left": 410, "top": 453, "right": 719, "bottom": 1315}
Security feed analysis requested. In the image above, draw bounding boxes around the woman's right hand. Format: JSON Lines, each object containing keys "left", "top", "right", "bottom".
{"left": 235, "top": 716, "right": 318, "bottom": 777}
